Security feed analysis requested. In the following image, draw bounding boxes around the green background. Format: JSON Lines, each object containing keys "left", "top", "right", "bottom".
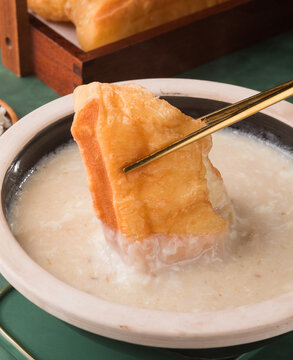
{"left": 1, "top": 29, "right": 293, "bottom": 359}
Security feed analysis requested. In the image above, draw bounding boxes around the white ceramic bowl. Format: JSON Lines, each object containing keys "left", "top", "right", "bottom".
{"left": 1, "top": 79, "right": 293, "bottom": 350}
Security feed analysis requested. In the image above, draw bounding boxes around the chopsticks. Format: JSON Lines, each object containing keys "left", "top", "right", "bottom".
{"left": 123, "top": 80, "right": 293, "bottom": 174}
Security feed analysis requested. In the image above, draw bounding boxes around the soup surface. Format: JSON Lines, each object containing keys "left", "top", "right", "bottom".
{"left": 9, "top": 130, "right": 293, "bottom": 312}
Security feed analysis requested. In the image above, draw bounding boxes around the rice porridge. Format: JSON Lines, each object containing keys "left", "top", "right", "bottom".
{"left": 9, "top": 130, "right": 293, "bottom": 312}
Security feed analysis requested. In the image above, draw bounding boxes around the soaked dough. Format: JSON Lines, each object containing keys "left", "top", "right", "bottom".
{"left": 72, "top": 82, "right": 233, "bottom": 270}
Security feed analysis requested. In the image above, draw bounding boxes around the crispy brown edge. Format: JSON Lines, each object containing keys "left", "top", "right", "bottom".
{"left": 71, "top": 99, "right": 118, "bottom": 230}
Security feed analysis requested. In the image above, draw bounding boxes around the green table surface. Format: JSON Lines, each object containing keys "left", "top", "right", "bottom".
{"left": 1, "top": 29, "right": 293, "bottom": 359}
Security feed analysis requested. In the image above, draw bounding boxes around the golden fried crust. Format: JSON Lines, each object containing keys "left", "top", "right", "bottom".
{"left": 71, "top": 99, "right": 118, "bottom": 230}
{"left": 28, "top": 0, "right": 68, "bottom": 21}
{"left": 71, "top": 82, "right": 228, "bottom": 242}
{"left": 65, "top": 0, "right": 232, "bottom": 51}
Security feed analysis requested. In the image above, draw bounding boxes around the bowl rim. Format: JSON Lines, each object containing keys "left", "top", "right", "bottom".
{"left": 1, "top": 78, "right": 293, "bottom": 349}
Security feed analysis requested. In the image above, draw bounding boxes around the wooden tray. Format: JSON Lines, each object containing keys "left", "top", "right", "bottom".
{"left": 1, "top": 0, "right": 293, "bottom": 95}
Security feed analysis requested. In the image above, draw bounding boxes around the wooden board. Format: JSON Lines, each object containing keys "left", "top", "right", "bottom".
{"left": 0, "top": 0, "right": 32, "bottom": 76}
{"left": 8, "top": 0, "right": 293, "bottom": 94}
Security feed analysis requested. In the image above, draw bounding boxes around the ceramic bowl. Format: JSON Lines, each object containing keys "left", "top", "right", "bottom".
{"left": 1, "top": 79, "right": 293, "bottom": 359}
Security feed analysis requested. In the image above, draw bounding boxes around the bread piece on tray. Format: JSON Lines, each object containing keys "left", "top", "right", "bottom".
{"left": 28, "top": 0, "right": 232, "bottom": 51}
{"left": 65, "top": 0, "right": 231, "bottom": 51}
{"left": 28, "top": 0, "right": 69, "bottom": 21}
{"left": 72, "top": 82, "right": 234, "bottom": 270}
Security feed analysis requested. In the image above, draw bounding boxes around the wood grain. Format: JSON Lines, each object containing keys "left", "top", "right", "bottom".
{"left": 27, "top": 0, "right": 293, "bottom": 95}
{"left": 0, "top": 0, "right": 32, "bottom": 76}
{"left": 30, "top": 16, "right": 83, "bottom": 95}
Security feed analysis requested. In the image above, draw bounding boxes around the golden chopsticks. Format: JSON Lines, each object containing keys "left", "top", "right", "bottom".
{"left": 0, "top": 284, "right": 35, "bottom": 360}
{"left": 123, "top": 80, "right": 293, "bottom": 174}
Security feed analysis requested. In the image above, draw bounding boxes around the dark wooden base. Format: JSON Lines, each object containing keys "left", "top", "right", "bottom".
{"left": 29, "top": 0, "right": 293, "bottom": 95}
